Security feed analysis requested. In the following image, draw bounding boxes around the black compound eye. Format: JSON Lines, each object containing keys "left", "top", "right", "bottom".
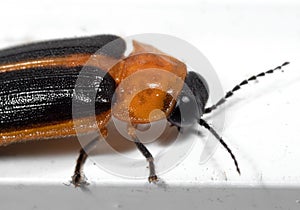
{"left": 167, "top": 71, "right": 209, "bottom": 128}
{"left": 181, "top": 96, "right": 190, "bottom": 103}
{"left": 168, "top": 88, "right": 200, "bottom": 127}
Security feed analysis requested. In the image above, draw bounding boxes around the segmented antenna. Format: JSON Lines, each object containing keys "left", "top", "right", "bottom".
{"left": 204, "top": 62, "right": 290, "bottom": 114}
{"left": 199, "top": 119, "right": 241, "bottom": 175}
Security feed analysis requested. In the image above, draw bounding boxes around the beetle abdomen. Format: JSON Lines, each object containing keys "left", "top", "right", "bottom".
{"left": 0, "top": 66, "right": 116, "bottom": 131}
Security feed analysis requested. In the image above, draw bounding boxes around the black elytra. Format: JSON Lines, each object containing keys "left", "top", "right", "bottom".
{"left": 0, "top": 66, "right": 116, "bottom": 130}
{"left": 0, "top": 35, "right": 126, "bottom": 64}
{"left": 0, "top": 35, "right": 124, "bottom": 131}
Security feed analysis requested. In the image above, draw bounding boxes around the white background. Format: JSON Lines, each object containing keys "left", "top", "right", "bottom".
{"left": 0, "top": 0, "right": 300, "bottom": 209}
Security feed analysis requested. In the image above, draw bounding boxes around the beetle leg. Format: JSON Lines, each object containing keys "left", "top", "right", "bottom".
{"left": 72, "top": 147, "right": 89, "bottom": 187}
{"left": 128, "top": 126, "right": 158, "bottom": 183}
{"left": 71, "top": 127, "right": 108, "bottom": 187}
{"left": 134, "top": 140, "right": 158, "bottom": 183}
{"left": 71, "top": 137, "right": 98, "bottom": 187}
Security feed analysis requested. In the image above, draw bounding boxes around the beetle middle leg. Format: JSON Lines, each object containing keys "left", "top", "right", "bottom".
{"left": 71, "top": 137, "right": 98, "bottom": 187}
{"left": 71, "top": 127, "right": 108, "bottom": 187}
{"left": 128, "top": 126, "right": 158, "bottom": 183}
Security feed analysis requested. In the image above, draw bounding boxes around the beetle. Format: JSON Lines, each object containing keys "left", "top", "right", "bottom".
{"left": 0, "top": 35, "right": 289, "bottom": 186}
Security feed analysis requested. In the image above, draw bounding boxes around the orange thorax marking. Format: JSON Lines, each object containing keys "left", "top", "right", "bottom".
{"left": 110, "top": 49, "right": 187, "bottom": 123}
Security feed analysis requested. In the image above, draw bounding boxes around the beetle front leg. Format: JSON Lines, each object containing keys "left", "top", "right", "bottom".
{"left": 134, "top": 140, "right": 158, "bottom": 182}
{"left": 128, "top": 126, "right": 158, "bottom": 183}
